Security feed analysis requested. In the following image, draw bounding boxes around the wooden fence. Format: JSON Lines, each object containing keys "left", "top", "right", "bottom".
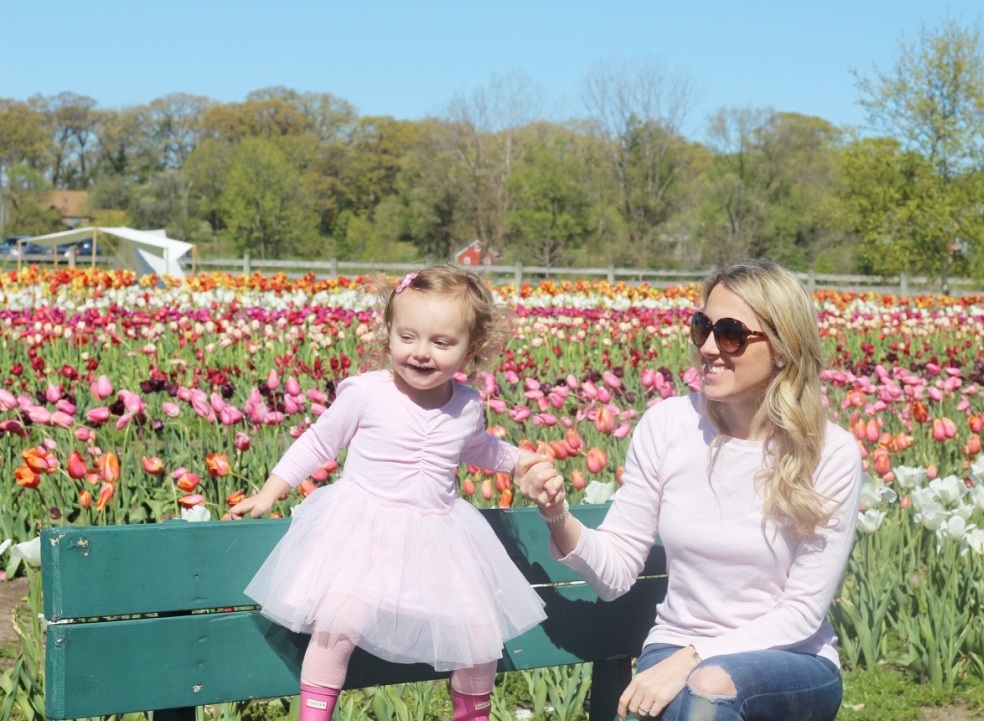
{"left": 187, "top": 253, "right": 982, "bottom": 296}
{"left": 4, "top": 251, "right": 982, "bottom": 296}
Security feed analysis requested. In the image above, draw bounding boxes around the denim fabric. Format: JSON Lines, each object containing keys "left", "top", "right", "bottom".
{"left": 634, "top": 643, "right": 843, "bottom": 721}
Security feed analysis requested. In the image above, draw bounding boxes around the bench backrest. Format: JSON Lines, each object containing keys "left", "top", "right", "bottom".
{"left": 41, "top": 504, "right": 666, "bottom": 719}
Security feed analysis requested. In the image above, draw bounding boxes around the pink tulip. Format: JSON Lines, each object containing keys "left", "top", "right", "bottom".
{"left": 267, "top": 369, "right": 280, "bottom": 390}
{"left": 509, "top": 406, "right": 531, "bottom": 423}
{"left": 91, "top": 375, "right": 113, "bottom": 400}
{"left": 27, "top": 406, "right": 52, "bottom": 424}
{"left": 234, "top": 432, "right": 252, "bottom": 451}
{"left": 220, "top": 406, "right": 244, "bottom": 426}
{"left": 45, "top": 383, "right": 62, "bottom": 404}
{"left": 602, "top": 371, "right": 621, "bottom": 389}
{"left": 285, "top": 376, "right": 301, "bottom": 396}
{"left": 56, "top": 399, "right": 77, "bottom": 415}
{"left": 594, "top": 406, "right": 616, "bottom": 433}
{"left": 0, "top": 420, "right": 28, "bottom": 438}
{"left": 0, "top": 389, "right": 16, "bottom": 411}
{"left": 161, "top": 402, "right": 181, "bottom": 418}
{"left": 533, "top": 413, "right": 558, "bottom": 426}
{"left": 210, "top": 392, "right": 226, "bottom": 413}
{"left": 614, "top": 423, "right": 632, "bottom": 438}
{"left": 307, "top": 389, "right": 328, "bottom": 404}
{"left": 74, "top": 427, "right": 93, "bottom": 442}
{"left": 51, "top": 411, "right": 75, "bottom": 429}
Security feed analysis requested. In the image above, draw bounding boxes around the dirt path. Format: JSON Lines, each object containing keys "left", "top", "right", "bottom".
{"left": 0, "top": 576, "right": 30, "bottom": 663}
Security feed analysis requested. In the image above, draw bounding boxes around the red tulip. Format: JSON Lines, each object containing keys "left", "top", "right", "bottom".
{"left": 176, "top": 473, "right": 201, "bottom": 492}
{"left": 142, "top": 456, "right": 165, "bottom": 475}
{"left": 67, "top": 451, "right": 88, "bottom": 480}
{"left": 178, "top": 494, "right": 205, "bottom": 508}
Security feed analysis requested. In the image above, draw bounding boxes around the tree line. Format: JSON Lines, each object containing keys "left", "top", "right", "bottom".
{"left": 2, "top": 19, "right": 983, "bottom": 285}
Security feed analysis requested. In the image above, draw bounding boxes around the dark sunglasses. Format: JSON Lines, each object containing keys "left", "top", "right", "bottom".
{"left": 689, "top": 311, "right": 768, "bottom": 353}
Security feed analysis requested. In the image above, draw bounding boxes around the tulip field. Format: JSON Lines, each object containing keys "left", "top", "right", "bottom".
{"left": 4, "top": 266, "right": 984, "bottom": 718}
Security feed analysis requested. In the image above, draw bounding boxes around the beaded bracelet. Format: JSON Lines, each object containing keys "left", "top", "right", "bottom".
{"left": 538, "top": 499, "right": 570, "bottom": 524}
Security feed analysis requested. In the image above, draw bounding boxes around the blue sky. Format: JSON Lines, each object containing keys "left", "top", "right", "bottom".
{"left": 2, "top": 1, "right": 981, "bottom": 141}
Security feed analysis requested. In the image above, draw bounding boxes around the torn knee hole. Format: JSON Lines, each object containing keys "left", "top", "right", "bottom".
{"left": 688, "top": 666, "right": 737, "bottom": 698}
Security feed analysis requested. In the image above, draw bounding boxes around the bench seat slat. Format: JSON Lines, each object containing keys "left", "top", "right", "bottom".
{"left": 45, "top": 578, "right": 666, "bottom": 718}
{"left": 42, "top": 505, "right": 664, "bottom": 621}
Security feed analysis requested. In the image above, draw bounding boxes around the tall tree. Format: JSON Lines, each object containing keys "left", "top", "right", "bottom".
{"left": 220, "top": 136, "right": 318, "bottom": 259}
{"left": 853, "top": 18, "right": 984, "bottom": 287}
{"left": 581, "top": 57, "right": 698, "bottom": 266}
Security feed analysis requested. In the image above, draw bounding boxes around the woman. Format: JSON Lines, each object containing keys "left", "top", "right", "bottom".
{"left": 518, "top": 259, "right": 862, "bottom": 720}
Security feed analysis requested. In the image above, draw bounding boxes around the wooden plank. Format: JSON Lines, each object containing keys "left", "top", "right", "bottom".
{"left": 45, "top": 578, "right": 665, "bottom": 719}
{"left": 41, "top": 505, "right": 663, "bottom": 621}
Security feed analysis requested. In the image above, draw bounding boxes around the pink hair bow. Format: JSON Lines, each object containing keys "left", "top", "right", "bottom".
{"left": 395, "top": 272, "right": 417, "bottom": 294}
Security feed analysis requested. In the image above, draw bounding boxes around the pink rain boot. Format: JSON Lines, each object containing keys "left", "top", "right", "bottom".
{"left": 299, "top": 683, "right": 340, "bottom": 721}
{"left": 451, "top": 688, "right": 492, "bottom": 721}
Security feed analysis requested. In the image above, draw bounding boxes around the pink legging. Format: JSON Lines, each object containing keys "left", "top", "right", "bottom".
{"left": 301, "top": 632, "right": 498, "bottom": 694}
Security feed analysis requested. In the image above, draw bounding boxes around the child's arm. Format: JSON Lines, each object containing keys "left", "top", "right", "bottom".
{"left": 229, "top": 474, "right": 292, "bottom": 520}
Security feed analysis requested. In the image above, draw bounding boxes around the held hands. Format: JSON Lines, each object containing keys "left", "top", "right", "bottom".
{"left": 515, "top": 450, "right": 566, "bottom": 513}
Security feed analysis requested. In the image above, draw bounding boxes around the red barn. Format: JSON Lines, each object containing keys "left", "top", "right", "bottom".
{"left": 454, "top": 240, "right": 493, "bottom": 265}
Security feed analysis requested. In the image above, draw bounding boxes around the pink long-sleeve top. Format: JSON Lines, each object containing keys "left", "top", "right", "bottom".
{"left": 271, "top": 370, "right": 520, "bottom": 513}
{"left": 555, "top": 394, "right": 862, "bottom": 666}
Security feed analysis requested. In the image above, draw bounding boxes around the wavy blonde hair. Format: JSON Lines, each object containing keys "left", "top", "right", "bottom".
{"left": 362, "top": 264, "right": 510, "bottom": 379}
{"left": 697, "top": 259, "right": 830, "bottom": 538}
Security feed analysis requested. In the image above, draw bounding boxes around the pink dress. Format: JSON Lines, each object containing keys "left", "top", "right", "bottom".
{"left": 244, "top": 370, "right": 546, "bottom": 671}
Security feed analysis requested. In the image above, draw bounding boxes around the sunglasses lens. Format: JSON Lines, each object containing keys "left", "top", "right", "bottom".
{"left": 716, "top": 319, "right": 747, "bottom": 353}
{"left": 690, "top": 313, "right": 712, "bottom": 347}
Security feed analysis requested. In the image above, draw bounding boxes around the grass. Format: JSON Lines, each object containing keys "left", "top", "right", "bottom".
{"left": 840, "top": 666, "right": 984, "bottom": 720}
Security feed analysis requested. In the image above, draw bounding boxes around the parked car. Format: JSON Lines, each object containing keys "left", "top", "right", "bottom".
{"left": 59, "top": 238, "right": 104, "bottom": 257}
{"left": 0, "top": 236, "right": 48, "bottom": 256}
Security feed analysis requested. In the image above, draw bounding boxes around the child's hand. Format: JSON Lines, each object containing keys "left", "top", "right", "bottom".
{"left": 229, "top": 493, "right": 274, "bottom": 520}
{"left": 515, "top": 452, "right": 566, "bottom": 510}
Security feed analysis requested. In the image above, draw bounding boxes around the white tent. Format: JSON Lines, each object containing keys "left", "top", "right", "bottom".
{"left": 26, "top": 226, "right": 195, "bottom": 282}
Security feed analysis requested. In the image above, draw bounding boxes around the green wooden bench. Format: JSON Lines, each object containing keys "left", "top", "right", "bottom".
{"left": 41, "top": 504, "right": 666, "bottom": 720}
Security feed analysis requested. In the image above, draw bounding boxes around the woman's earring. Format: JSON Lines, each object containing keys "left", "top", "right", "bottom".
{"left": 776, "top": 360, "right": 786, "bottom": 368}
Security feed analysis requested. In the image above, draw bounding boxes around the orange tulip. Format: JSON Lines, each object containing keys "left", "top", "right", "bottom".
{"left": 872, "top": 448, "right": 891, "bottom": 477}
{"left": 481, "top": 480, "right": 494, "bottom": 500}
{"left": 462, "top": 478, "right": 476, "bottom": 496}
{"left": 66, "top": 450, "right": 88, "bottom": 480}
{"left": 22, "top": 447, "right": 52, "bottom": 474}
{"left": 205, "top": 452, "right": 231, "bottom": 478}
{"left": 495, "top": 472, "right": 511, "bottom": 492}
{"left": 498, "top": 488, "right": 513, "bottom": 508}
{"left": 79, "top": 489, "right": 92, "bottom": 509}
{"left": 226, "top": 489, "right": 247, "bottom": 507}
{"left": 585, "top": 447, "right": 609, "bottom": 474}
{"left": 14, "top": 465, "right": 40, "bottom": 489}
{"left": 96, "top": 482, "right": 115, "bottom": 512}
{"left": 911, "top": 400, "right": 929, "bottom": 424}
{"left": 299, "top": 480, "right": 317, "bottom": 497}
{"left": 571, "top": 469, "right": 587, "bottom": 489}
{"left": 565, "top": 429, "right": 583, "bottom": 450}
{"left": 97, "top": 452, "right": 120, "bottom": 483}
{"left": 142, "top": 456, "right": 165, "bottom": 475}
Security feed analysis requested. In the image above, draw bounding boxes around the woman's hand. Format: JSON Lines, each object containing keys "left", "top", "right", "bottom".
{"left": 515, "top": 451, "right": 565, "bottom": 511}
{"left": 618, "top": 647, "right": 699, "bottom": 720}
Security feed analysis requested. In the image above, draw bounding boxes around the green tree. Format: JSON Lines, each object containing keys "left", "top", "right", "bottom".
{"left": 220, "top": 137, "right": 318, "bottom": 259}
{"left": 507, "top": 124, "right": 593, "bottom": 266}
{"left": 853, "top": 17, "right": 984, "bottom": 288}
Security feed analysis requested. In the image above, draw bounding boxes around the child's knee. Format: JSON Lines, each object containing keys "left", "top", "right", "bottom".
{"left": 688, "top": 665, "right": 737, "bottom": 698}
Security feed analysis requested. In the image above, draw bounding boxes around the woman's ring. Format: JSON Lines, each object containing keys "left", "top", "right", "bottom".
{"left": 639, "top": 707, "right": 650, "bottom": 716}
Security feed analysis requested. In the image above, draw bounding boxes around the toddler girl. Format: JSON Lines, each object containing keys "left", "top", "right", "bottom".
{"left": 231, "top": 265, "right": 556, "bottom": 721}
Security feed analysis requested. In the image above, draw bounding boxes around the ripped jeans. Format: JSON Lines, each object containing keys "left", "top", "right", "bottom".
{"left": 635, "top": 644, "right": 842, "bottom": 721}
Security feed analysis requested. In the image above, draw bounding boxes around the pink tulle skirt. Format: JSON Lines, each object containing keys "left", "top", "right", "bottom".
{"left": 245, "top": 481, "right": 547, "bottom": 671}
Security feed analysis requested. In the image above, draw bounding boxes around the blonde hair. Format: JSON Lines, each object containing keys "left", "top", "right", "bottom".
{"left": 363, "top": 264, "right": 510, "bottom": 379}
{"left": 697, "top": 259, "right": 830, "bottom": 538}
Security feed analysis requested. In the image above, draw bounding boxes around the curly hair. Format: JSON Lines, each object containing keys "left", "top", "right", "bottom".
{"left": 361, "top": 265, "right": 511, "bottom": 380}
{"left": 696, "top": 259, "right": 832, "bottom": 539}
